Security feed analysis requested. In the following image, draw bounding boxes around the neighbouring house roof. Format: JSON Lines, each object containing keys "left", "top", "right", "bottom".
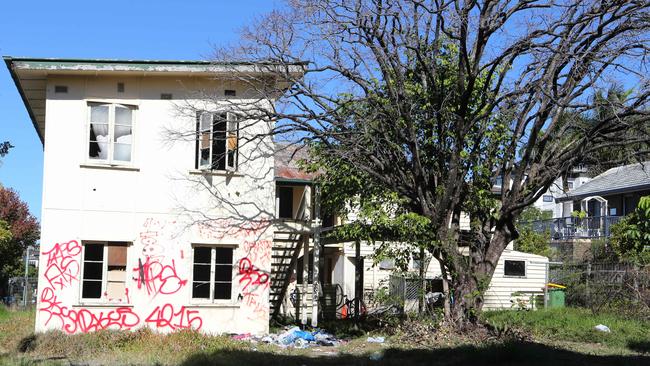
{"left": 556, "top": 161, "right": 650, "bottom": 202}
{"left": 274, "top": 143, "right": 317, "bottom": 183}
{"left": 3, "top": 56, "right": 306, "bottom": 145}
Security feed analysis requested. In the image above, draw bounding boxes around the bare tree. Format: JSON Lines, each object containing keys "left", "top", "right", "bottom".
{"left": 189, "top": 0, "right": 650, "bottom": 324}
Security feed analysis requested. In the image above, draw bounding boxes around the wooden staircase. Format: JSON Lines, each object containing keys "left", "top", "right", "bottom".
{"left": 270, "top": 231, "right": 304, "bottom": 318}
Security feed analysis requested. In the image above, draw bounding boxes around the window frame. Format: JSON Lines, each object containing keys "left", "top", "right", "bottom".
{"left": 196, "top": 111, "right": 240, "bottom": 172}
{"left": 79, "top": 241, "right": 131, "bottom": 304}
{"left": 503, "top": 260, "right": 526, "bottom": 278}
{"left": 190, "top": 244, "right": 236, "bottom": 304}
{"left": 86, "top": 102, "right": 137, "bottom": 166}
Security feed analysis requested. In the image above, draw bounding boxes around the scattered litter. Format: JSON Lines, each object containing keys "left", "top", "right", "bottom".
{"left": 367, "top": 336, "right": 385, "bottom": 343}
{"left": 369, "top": 351, "right": 383, "bottom": 361}
{"left": 233, "top": 326, "right": 341, "bottom": 348}
{"left": 594, "top": 324, "right": 611, "bottom": 333}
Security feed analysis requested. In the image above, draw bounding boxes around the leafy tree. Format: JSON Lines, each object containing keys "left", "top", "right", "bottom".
{"left": 0, "top": 187, "right": 40, "bottom": 296}
{"left": 211, "top": 0, "right": 650, "bottom": 324}
{"left": 610, "top": 196, "right": 650, "bottom": 265}
{"left": 514, "top": 207, "right": 552, "bottom": 257}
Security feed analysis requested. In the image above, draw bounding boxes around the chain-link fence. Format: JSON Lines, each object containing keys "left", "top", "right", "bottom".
{"left": 388, "top": 274, "right": 444, "bottom": 316}
{"left": 5, "top": 277, "right": 38, "bottom": 308}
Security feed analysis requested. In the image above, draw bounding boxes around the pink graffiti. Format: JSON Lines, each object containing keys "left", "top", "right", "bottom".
{"left": 42, "top": 240, "right": 81, "bottom": 290}
{"left": 241, "top": 291, "right": 267, "bottom": 321}
{"left": 39, "top": 287, "right": 140, "bottom": 334}
{"left": 238, "top": 258, "right": 269, "bottom": 292}
{"left": 242, "top": 240, "right": 272, "bottom": 268}
{"left": 133, "top": 257, "right": 187, "bottom": 297}
{"left": 198, "top": 219, "right": 271, "bottom": 241}
{"left": 145, "top": 304, "right": 202, "bottom": 331}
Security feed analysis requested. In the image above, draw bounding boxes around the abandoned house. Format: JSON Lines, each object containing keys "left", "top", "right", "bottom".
{"left": 5, "top": 56, "right": 548, "bottom": 336}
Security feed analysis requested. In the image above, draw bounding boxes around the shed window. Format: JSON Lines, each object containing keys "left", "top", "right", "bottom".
{"left": 504, "top": 260, "right": 526, "bottom": 277}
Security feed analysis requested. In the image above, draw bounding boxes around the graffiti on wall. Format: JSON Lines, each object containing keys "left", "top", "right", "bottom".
{"left": 42, "top": 240, "right": 81, "bottom": 290}
{"left": 145, "top": 304, "right": 203, "bottom": 331}
{"left": 133, "top": 218, "right": 189, "bottom": 298}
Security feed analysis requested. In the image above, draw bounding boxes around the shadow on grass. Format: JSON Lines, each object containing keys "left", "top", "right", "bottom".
{"left": 181, "top": 341, "right": 650, "bottom": 366}
{"left": 628, "top": 340, "right": 650, "bottom": 354}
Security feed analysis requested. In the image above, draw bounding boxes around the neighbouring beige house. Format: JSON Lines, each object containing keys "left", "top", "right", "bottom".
{"left": 6, "top": 56, "right": 548, "bottom": 336}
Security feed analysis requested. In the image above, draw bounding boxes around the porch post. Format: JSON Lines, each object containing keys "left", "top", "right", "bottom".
{"left": 355, "top": 239, "right": 362, "bottom": 321}
{"left": 311, "top": 184, "right": 321, "bottom": 328}
{"left": 301, "top": 236, "right": 309, "bottom": 325}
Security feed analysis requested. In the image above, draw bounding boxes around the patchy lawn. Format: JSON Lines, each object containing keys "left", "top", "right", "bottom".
{"left": 1, "top": 307, "right": 650, "bottom": 365}
{"left": 482, "top": 307, "right": 650, "bottom": 355}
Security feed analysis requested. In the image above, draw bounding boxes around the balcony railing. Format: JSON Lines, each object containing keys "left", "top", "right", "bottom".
{"left": 522, "top": 216, "right": 624, "bottom": 240}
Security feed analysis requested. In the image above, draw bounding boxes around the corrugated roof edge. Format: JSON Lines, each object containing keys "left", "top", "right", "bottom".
{"left": 2, "top": 56, "right": 309, "bottom": 66}
{"left": 3, "top": 57, "right": 44, "bottom": 146}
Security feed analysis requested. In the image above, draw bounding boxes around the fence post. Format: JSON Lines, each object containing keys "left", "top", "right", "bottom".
{"left": 544, "top": 262, "right": 549, "bottom": 309}
{"left": 586, "top": 262, "right": 591, "bottom": 307}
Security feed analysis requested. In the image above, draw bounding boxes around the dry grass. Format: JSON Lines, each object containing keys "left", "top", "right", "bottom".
{"left": 2, "top": 306, "right": 650, "bottom": 365}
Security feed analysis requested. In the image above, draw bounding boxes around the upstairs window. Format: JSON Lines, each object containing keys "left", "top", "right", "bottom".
{"left": 81, "top": 242, "right": 129, "bottom": 302}
{"left": 196, "top": 112, "right": 239, "bottom": 171}
{"left": 88, "top": 103, "right": 135, "bottom": 163}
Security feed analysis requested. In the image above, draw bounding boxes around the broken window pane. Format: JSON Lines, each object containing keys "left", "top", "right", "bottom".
{"left": 214, "top": 247, "right": 233, "bottom": 265}
{"left": 90, "top": 104, "right": 109, "bottom": 123}
{"left": 214, "top": 265, "right": 231, "bottom": 282}
{"left": 214, "top": 282, "right": 231, "bottom": 300}
{"left": 193, "top": 263, "right": 211, "bottom": 282}
{"left": 192, "top": 282, "right": 210, "bottom": 299}
{"left": 82, "top": 280, "right": 102, "bottom": 299}
{"left": 85, "top": 244, "right": 104, "bottom": 261}
{"left": 106, "top": 244, "right": 127, "bottom": 301}
{"left": 194, "top": 247, "right": 211, "bottom": 264}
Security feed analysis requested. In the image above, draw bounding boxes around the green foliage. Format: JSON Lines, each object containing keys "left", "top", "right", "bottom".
{"left": 0, "top": 141, "right": 12, "bottom": 158}
{"left": 571, "top": 210, "right": 588, "bottom": 219}
{"left": 610, "top": 196, "right": 650, "bottom": 264}
{"left": 515, "top": 207, "right": 552, "bottom": 257}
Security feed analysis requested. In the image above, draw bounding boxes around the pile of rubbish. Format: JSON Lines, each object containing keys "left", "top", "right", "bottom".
{"left": 232, "top": 326, "right": 342, "bottom": 348}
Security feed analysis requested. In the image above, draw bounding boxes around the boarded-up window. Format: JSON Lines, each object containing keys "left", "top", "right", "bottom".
{"left": 504, "top": 260, "right": 526, "bottom": 277}
{"left": 82, "top": 242, "right": 130, "bottom": 301}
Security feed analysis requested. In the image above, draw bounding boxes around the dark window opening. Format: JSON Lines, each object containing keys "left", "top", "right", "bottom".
{"left": 160, "top": 93, "right": 172, "bottom": 100}
{"left": 297, "top": 251, "right": 314, "bottom": 284}
{"left": 278, "top": 186, "right": 294, "bottom": 219}
{"left": 224, "top": 89, "right": 236, "bottom": 96}
{"left": 54, "top": 85, "right": 68, "bottom": 93}
{"left": 504, "top": 260, "right": 526, "bottom": 277}
{"left": 117, "top": 82, "right": 125, "bottom": 93}
{"left": 192, "top": 246, "right": 234, "bottom": 301}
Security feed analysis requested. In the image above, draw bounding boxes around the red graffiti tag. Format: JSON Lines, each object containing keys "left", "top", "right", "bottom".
{"left": 42, "top": 240, "right": 81, "bottom": 290}
{"left": 241, "top": 291, "right": 267, "bottom": 321}
{"left": 145, "top": 304, "right": 202, "bottom": 331}
{"left": 39, "top": 287, "right": 140, "bottom": 334}
{"left": 238, "top": 258, "right": 269, "bottom": 292}
{"left": 242, "top": 240, "right": 272, "bottom": 268}
{"left": 133, "top": 258, "right": 187, "bottom": 297}
{"left": 198, "top": 219, "right": 271, "bottom": 241}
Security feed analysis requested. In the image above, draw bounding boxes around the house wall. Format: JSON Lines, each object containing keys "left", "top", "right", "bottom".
{"left": 340, "top": 242, "right": 548, "bottom": 311}
{"left": 36, "top": 75, "right": 275, "bottom": 335}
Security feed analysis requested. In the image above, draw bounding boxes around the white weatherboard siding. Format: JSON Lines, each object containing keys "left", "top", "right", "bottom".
{"left": 36, "top": 74, "right": 274, "bottom": 335}
{"left": 339, "top": 242, "right": 548, "bottom": 311}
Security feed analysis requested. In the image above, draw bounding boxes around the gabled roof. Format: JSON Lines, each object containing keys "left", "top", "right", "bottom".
{"left": 557, "top": 161, "right": 650, "bottom": 202}
{"left": 3, "top": 57, "right": 306, "bottom": 146}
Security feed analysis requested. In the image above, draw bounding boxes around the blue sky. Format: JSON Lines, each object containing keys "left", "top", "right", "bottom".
{"left": 0, "top": 0, "right": 281, "bottom": 220}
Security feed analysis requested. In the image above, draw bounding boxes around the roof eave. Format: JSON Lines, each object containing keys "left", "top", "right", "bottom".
{"left": 3, "top": 56, "right": 44, "bottom": 146}
{"left": 556, "top": 183, "right": 650, "bottom": 202}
